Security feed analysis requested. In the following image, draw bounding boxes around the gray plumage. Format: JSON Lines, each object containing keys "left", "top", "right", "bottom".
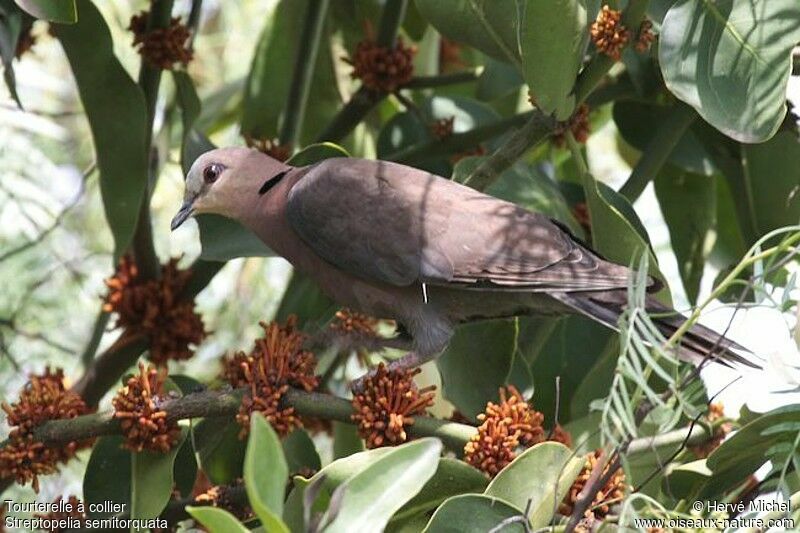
{"left": 172, "top": 148, "right": 756, "bottom": 372}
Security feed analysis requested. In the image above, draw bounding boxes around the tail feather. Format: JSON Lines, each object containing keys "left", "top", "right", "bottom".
{"left": 551, "top": 291, "right": 761, "bottom": 369}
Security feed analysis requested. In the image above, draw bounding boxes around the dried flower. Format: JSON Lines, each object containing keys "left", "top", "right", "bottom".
{"left": 344, "top": 25, "right": 416, "bottom": 93}
{"left": 552, "top": 104, "right": 591, "bottom": 147}
{"left": 463, "top": 386, "right": 545, "bottom": 476}
{"left": 450, "top": 144, "right": 486, "bottom": 165}
{"left": 590, "top": 6, "right": 630, "bottom": 61}
{"left": 223, "top": 317, "right": 319, "bottom": 438}
{"left": 104, "top": 256, "right": 206, "bottom": 365}
{"left": 0, "top": 369, "right": 93, "bottom": 491}
{"left": 560, "top": 449, "right": 627, "bottom": 519}
{"left": 430, "top": 117, "right": 455, "bottom": 141}
{"left": 35, "top": 495, "right": 87, "bottom": 532}
{"left": 690, "top": 402, "right": 733, "bottom": 458}
{"left": 196, "top": 479, "right": 252, "bottom": 521}
{"left": 329, "top": 308, "right": 379, "bottom": 338}
{"left": 549, "top": 424, "right": 573, "bottom": 448}
{"left": 439, "top": 37, "right": 465, "bottom": 72}
{"left": 112, "top": 363, "right": 182, "bottom": 453}
{"left": 128, "top": 10, "right": 193, "bottom": 69}
{"left": 351, "top": 363, "right": 435, "bottom": 448}
{"left": 635, "top": 20, "right": 656, "bottom": 53}
{"left": 244, "top": 135, "right": 292, "bottom": 162}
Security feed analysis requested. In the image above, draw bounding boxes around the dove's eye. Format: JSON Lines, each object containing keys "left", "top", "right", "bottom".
{"left": 203, "top": 163, "right": 224, "bottom": 184}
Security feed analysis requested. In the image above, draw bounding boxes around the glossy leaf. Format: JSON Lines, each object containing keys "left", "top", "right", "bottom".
{"left": 659, "top": 0, "right": 800, "bottom": 142}
{"left": 437, "top": 319, "right": 518, "bottom": 418}
{"left": 283, "top": 428, "right": 322, "bottom": 475}
{"left": 83, "top": 435, "right": 131, "bottom": 518}
{"left": 485, "top": 442, "right": 585, "bottom": 529}
{"left": 287, "top": 142, "right": 349, "bottom": 166}
{"left": 53, "top": 0, "right": 148, "bottom": 259}
{"left": 14, "top": 0, "right": 75, "bottom": 22}
{"left": 654, "top": 168, "right": 716, "bottom": 304}
{"left": 244, "top": 412, "right": 290, "bottom": 533}
{"left": 131, "top": 428, "right": 188, "bottom": 521}
{"left": 274, "top": 270, "right": 335, "bottom": 330}
{"left": 740, "top": 131, "right": 800, "bottom": 237}
{"left": 613, "top": 101, "right": 716, "bottom": 176}
{"left": 415, "top": 0, "right": 520, "bottom": 62}
{"left": 173, "top": 70, "right": 214, "bottom": 175}
{"left": 324, "top": 438, "right": 443, "bottom": 533}
{"left": 173, "top": 433, "right": 198, "bottom": 499}
{"left": 186, "top": 506, "right": 249, "bottom": 533}
{"left": 195, "top": 418, "right": 246, "bottom": 485}
{"left": 0, "top": 0, "right": 24, "bottom": 106}
{"left": 389, "top": 458, "right": 488, "bottom": 525}
{"left": 242, "top": 0, "right": 341, "bottom": 144}
{"left": 423, "top": 494, "right": 526, "bottom": 533}
{"left": 518, "top": 0, "right": 586, "bottom": 120}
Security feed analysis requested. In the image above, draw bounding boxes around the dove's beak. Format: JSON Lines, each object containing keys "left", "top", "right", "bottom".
{"left": 170, "top": 200, "right": 195, "bottom": 231}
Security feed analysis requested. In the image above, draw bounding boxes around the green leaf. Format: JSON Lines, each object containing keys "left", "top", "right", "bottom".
{"left": 740, "top": 131, "right": 800, "bottom": 238}
{"left": 274, "top": 270, "right": 336, "bottom": 330}
{"left": 83, "top": 435, "right": 131, "bottom": 518}
{"left": 659, "top": 0, "right": 800, "bottom": 143}
{"left": 613, "top": 101, "right": 716, "bottom": 176}
{"left": 195, "top": 418, "right": 246, "bottom": 485}
{"left": 173, "top": 433, "right": 198, "bottom": 499}
{"left": 437, "top": 319, "right": 518, "bottom": 418}
{"left": 244, "top": 412, "right": 290, "bottom": 533}
{"left": 14, "top": 0, "right": 75, "bottom": 22}
{"left": 333, "top": 421, "right": 365, "bottom": 459}
{"left": 324, "top": 438, "right": 443, "bottom": 533}
{"left": 242, "top": 0, "right": 342, "bottom": 145}
{"left": 415, "top": 0, "right": 520, "bottom": 62}
{"left": 286, "top": 142, "right": 349, "bottom": 166}
{"left": 485, "top": 441, "right": 585, "bottom": 529}
{"left": 705, "top": 405, "right": 800, "bottom": 497}
{"left": 423, "top": 494, "right": 526, "bottom": 533}
{"left": 663, "top": 459, "right": 712, "bottom": 501}
{"left": 654, "top": 168, "right": 716, "bottom": 304}
{"left": 518, "top": 0, "right": 586, "bottom": 120}
{"left": 0, "top": 0, "right": 24, "bottom": 106}
{"left": 390, "top": 458, "right": 488, "bottom": 525}
{"left": 131, "top": 428, "right": 188, "bottom": 523}
{"left": 186, "top": 506, "right": 249, "bottom": 533}
{"left": 53, "top": 0, "right": 148, "bottom": 260}
{"left": 476, "top": 57, "right": 524, "bottom": 102}
{"left": 172, "top": 70, "right": 214, "bottom": 175}
{"left": 284, "top": 447, "right": 393, "bottom": 530}
{"left": 283, "top": 428, "right": 322, "bottom": 475}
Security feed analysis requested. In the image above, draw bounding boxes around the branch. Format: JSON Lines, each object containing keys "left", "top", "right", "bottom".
{"left": 279, "top": 0, "right": 331, "bottom": 147}
{"left": 618, "top": 102, "right": 696, "bottom": 201}
{"left": 404, "top": 70, "right": 481, "bottom": 89}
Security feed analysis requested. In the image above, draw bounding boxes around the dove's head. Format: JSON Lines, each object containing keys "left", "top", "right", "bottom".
{"left": 171, "top": 147, "right": 288, "bottom": 230}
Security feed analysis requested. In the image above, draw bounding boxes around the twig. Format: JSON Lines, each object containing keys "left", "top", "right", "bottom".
{"left": 405, "top": 70, "right": 481, "bottom": 89}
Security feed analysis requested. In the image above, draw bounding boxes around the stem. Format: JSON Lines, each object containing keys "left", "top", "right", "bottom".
{"left": 573, "top": 0, "right": 650, "bottom": 106}
{"left": 130, "top": 0, "right": 176, "bottom": 281}
{"left": 619, "top": 103, "right": 696, "bottom": 201}
{"left": 376, "top": 0, "right": 408, "bottom": 48}
{"left": 315, "top": 0, "right": 407, "bottom": 143}
{"left": 405, "top": 70, "right": 481, "bottom": 89}
{"left": 80, "top": 310, "right": 110, "bottom": 368}
{"left": 279, "top": 0, "right": 330, "bottom": 147}
{"left": 464, "top": 111, "right": 556, "bottom": 191}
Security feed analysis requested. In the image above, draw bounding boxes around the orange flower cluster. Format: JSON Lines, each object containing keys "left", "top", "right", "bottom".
{"left": 112, "top": 363, "right": 182, "bottom": 453}
{"left": 345, "top": 36, "right": 416, "bottom": 93}
{"left": 430, "top": 117, "right": 455, "bottom": 141}
{"left": 463, "top": 386, "right": 546, "bottom": 477}
{"left": 351, "top": 363, "right": 435, "bottom": 448}
{"left": 553, "top": 104, "right": 591, "bottom": 147}
{"left": 196, "top": 479, "right": 252, "bottom": 521}
{"left": 560, "top": 449, "right": 627, "bottom": 519}
{"left": 244, "top": 135, "right": 292, "bottom": 162}
{"left": 104, "top": 256, "right": 206, "bottom": 366}
{"left": 35, "top": 495, "right": 87, "bottom": 531}
{"left": 0, "top": 369, "right": 92, "bottom": 491}
{"left": 635, "top": 20, "right": 656, "bottom": 53}
{"left": 222, "top": 317, "right": 319, "bottom": 438}
{"left": 128, "top": 10, "right": 193, "bottom": 69}
{"left": 690, "top": 402, "right": 733, "bottom": 458}
{"left": 549, "top": 424, "right": 573, "bottom": 448}
{"left": 590, "top": 6, "right": 630, "bottom": 61}
{"left": 329, "top": 308, "right": 379, "bottom": 338}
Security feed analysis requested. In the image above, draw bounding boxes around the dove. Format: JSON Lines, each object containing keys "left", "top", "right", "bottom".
{"left": 171, "top": 147, "right": 755, "bottom": 376}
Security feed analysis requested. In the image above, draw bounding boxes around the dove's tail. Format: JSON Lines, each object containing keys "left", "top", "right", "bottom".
{"left": 551, "top": 290, "right": 760, "bottom": 369}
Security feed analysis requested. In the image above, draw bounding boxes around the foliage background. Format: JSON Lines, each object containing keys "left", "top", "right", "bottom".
{"left": 1, "top": 0, "right": 799, "bottom": 530}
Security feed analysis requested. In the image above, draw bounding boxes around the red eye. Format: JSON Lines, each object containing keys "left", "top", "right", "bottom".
{"left": 203, "top": 163, "right": 223, "bottom": 183}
